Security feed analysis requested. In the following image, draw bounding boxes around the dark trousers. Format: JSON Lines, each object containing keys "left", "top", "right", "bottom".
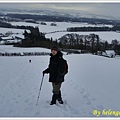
{"left": 52, "top": 82, "right": 62, "bottom": 94}
{"left": 51, "top": 82, "right": 63, "bottom": 103}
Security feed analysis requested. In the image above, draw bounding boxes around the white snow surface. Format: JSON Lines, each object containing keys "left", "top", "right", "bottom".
{"left": 7, "top": 22, "right": 120, "bottom": 43}
{"left": 0, "top": 45, "right": 120, "bottom": 117}
{"left": 0, "top": 27, "right": 27, "bottom": 34}
{"left": 0, "top": 45, "right": 50, "bottom": 53}
{"left": 10, "top": 21, "right": 113, "bottom": 33}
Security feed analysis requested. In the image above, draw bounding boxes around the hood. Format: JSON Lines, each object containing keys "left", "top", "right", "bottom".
{"left": 50, "top": 51, "right": 63, "bottom": 58}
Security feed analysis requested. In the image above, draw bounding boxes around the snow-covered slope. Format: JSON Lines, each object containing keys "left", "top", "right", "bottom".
{"left": 0, "top": 45, "right": 120, "bottom": 117}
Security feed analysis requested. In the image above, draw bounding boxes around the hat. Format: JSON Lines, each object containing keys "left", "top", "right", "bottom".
{"left": 51, "top": 46, "right": 59, "bottom": 51}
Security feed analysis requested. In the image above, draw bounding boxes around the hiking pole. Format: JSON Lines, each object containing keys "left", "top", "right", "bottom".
{"left": 36, "top": 74, "right": 44, "bottom": 105}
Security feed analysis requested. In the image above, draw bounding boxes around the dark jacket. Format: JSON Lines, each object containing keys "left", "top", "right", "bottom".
{"left": 44, "top": 51, "right": 65, "bottom": 83}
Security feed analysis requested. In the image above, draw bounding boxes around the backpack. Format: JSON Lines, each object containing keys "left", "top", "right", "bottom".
{"left": 58, "top": 58, "right": 68, "bottom": 75}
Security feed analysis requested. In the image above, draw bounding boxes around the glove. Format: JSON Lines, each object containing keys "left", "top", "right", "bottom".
{"left": 42, "top": 70, "right": 46, "bottom": 76}
{"left": 42, "top": 68, "right": 49, "bottom": 76}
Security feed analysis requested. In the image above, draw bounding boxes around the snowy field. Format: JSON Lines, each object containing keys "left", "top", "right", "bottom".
{"left": 0, "top": 45, "right": 120, "bottom": 118}
{"left": 0, "top": 45, "right": 51, "bottom": 54}
{"left": 9, "top": 21, "right": 119, "bottom": 43}
{"left": 0, "top": 27, "right": 26, "bottom": 34}
{"left": 10, "top": 21, "right": 113, "bottom": 33}
{"left": 0, "top": 22, "right": 119, "bottom": 44}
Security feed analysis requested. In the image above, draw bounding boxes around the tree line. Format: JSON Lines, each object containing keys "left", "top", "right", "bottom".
{"left": 6, "top": 13, "right": 120, "bottom": 25}
{"left": 14, "top": 27, "right": 59, "bottom": 49}
{"left": 1, "top": 19, "right": 120, "bottom": 32}
{"left": 0, "top": 20, "right": 35, "bottom": 30}
{"left": 13, "top": 27, "right": 120, "bottom": 55}
{"left": 58, "top": 33, "right": 120, "bottom": 55}
{"left": 0, "top": 52, "right": 50, "bottom": 57}
{"left": 67, "top": 26, "right": 120, "bottom": 32}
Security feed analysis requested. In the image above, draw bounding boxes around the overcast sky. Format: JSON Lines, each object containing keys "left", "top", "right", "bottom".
{"left": 0, "top": 3, "right": 120, "bottom": 19}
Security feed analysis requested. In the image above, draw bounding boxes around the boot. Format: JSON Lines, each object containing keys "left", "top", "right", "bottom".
{"left": 57, "top": 91, "right": 63, "bottom": 104}
{"left": 50, "top": 94, "right": 57, "bottom": 105}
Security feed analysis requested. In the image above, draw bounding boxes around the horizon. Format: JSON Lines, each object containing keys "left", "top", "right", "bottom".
{"left": 0, "top": 3, "right": 120, "bottom": 20}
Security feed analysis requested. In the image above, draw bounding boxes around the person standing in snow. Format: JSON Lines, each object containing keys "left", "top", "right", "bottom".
{"left": 43, "top": 46, "right": 68, "bottom": 105}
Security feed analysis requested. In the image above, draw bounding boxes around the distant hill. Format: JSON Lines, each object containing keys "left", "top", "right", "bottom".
{"left": 0, "top": 8, "right": 120, "bottom": 25}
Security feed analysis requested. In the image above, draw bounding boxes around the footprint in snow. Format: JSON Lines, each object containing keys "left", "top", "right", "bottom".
{"left": 18, "top": 95, "right": 21, "bottom": 98}
{"left": 25, "top": 99, "right": 29, "bottom": 103}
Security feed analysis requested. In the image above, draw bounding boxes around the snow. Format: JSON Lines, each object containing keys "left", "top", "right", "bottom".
{"left": 10, "top": 33, "right": 24, "bottom": 39}
{"left": 0, "top": 45, "right": 51, "bottom": 53}
{"left": 0, "top": 27, "right": 27, "bottom": 34}
{"left": 10, "top": 21, "right": 113, "bottom": 33}
{"left": 0, "top": 45, "right": 120, "bottom": 117}
{"left": 46, "top": 31, "right": 120, "bottom": 44}
{"left": 106, "top": 50, "right": 115, "bottom": 54}
{"left": 103, "top": 50, "right": 116, "bottom": 58}
{"left": 9, "top": 21, "right": 120, "bottom": 43}
{"left": 1, "top": 36, "right": 13, "bottom": 40}
{"left": 0, "top": 22, "right": 119, "bottom": 44}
